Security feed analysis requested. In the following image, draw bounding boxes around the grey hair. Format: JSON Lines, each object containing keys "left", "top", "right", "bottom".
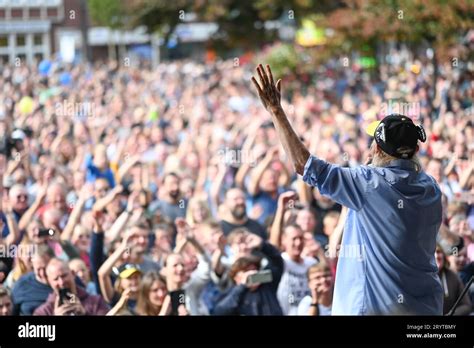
{"left": 371, "top": 143, "right": 422, "bottom": 172}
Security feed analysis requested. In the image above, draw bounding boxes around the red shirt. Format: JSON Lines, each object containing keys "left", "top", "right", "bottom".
{"left": 33, "top": 286, "right": 109, "bottom": 316}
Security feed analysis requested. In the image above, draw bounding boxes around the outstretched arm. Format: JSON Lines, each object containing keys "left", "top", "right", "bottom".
{"left": 253, "top": 65, "right": 370, "bottom": 211}
{"left": 251, "top": 64, "right": 310, "bottom": 175}
{"left": 248, "top": 147, "right": 278, "bottom": 196}
{"left": 269, "top": 191, "right": 297, "bottom": 249}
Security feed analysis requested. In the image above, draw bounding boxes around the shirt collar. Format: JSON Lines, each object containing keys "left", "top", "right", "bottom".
{"left": 383, "top": 159, "right": 418, "bottom": 171}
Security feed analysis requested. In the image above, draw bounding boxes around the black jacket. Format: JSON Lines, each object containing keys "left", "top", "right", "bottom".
{"left": 212, "top": 242, "right": 284, "bottom": 316}
{"left": 440, "top": 268, "right": 473, "bottom": 315}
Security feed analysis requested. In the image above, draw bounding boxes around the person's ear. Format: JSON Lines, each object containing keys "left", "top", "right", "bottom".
{"left": 415, "top": 145, "right": 419, "bottom": 153}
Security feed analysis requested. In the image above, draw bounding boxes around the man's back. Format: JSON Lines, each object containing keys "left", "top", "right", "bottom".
{"left": 303, "top": 156, "right": 443, "bottom": 315}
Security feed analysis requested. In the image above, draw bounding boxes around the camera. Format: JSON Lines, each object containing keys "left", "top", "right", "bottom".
{"left": 246, "top": 270, "right": 273, "bottom": 286}
{"left": 0, "top": 129, "right": 26, "bottom": 159}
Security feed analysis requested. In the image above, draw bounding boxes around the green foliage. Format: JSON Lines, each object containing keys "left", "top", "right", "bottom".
{"left": 87, "top": 0, "right": 125, "bottom": 28}
{"left": 126, "top": 0, "right": 337, "bottom": 50}
{"left": 256, "top": 43, "right": 300, "bottom": 77}
{"left": 324, "top": 0, "right": 474, "bottom": 60}
{"left": 86, "top": 0, "right": 473, "bottom": 63}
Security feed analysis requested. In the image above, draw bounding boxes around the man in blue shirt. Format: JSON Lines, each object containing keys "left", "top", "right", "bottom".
{"left": 251, "top": 64, "right": 443, "bottom": 315}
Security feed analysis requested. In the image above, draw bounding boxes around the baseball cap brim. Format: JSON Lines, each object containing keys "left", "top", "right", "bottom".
{"left": 366, "top": 120, "right": 380, "bottom": 137}
{"left": 119, "top": 267, "right": 141, "bottom": 279}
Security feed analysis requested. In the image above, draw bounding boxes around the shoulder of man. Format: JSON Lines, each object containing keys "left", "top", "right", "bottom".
{"left": 32, "top": 297, "right": 54, "bottom": 316}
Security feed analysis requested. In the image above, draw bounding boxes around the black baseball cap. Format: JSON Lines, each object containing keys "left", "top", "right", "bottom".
{"left": 366, "top": 114, "right": 426, "bottom": 159}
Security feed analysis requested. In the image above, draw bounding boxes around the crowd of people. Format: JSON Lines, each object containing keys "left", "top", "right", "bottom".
{"left": 0, "top": 47, "right": 472, "bottom": 316}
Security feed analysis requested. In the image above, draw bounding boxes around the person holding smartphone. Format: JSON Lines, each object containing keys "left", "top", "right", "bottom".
{"left": 162, "top": 253, "right": 189, "bottom": 316}
{"left": 211, "top": 233, "right": 284, "bottom": 315}
{"left": 34, "top": 258, "right": 108, "bottom": 316}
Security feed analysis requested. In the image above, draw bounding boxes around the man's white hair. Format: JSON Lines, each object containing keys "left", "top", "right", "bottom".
{"left": 371, "top": 142, "right": 422, "bottom": 172}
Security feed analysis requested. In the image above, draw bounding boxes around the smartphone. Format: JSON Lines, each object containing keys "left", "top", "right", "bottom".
{"left": 58, "top": 288, "right": 73, "bottom": 306}
{"left": 169, "top": 290, "right": 186, "bottom": 314}
{"left": 247, "top": 270, "right": 273, "bottom": 286}
{"left": 38, "top": 228, "right": 54, "bottom": 238}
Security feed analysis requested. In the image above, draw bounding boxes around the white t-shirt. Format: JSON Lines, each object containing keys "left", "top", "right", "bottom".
{"left": 277, "top": 253, "right": 317, "bottom": 315}
{"left": 297, "top": 295, "right": 332, "bottom": 316}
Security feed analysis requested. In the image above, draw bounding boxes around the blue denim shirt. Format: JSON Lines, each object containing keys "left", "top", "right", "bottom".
{"left": 303, "top": 155, "right": 443, "bottom": 315}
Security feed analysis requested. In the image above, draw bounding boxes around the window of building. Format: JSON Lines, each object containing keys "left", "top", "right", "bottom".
{"left": 46, "top": 8, "right": 58, "bottom": 18}
{"left": 33, "top": 34, "right": 43, "bottom": 46}
{"left": 29, "top": 8, "right": 41, "bottom": 18}
{"left": 0, "top": 36, "right": 8, "bottom": 47}
{"left": 16, "top": 35, "right": 26, "bottom": 47}
{"left": 11, "top": 9, "right": 22, "bottom": 18}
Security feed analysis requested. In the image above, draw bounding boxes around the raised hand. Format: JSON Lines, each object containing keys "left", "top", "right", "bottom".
{"left": 278, "top": 190, "right": 298, "bottom": 208}
{"left": 251, "top": 64, "right": 282, "bottom": 112}
{"left": 126, "top": 190, "right": 140, "bottom": 212}
{"left": 36, "top": 182, "right": 49, "bottom": 202}
{"left": 174, "top": 217, "right": 189, "bottom": 237}
{"left": 245, "top": 232, "right": 263, "bottom": 251}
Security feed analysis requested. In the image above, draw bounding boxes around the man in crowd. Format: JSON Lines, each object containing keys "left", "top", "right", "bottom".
{"left": 12, "top": 245, "right": 54, "bottom": 315}
{"left": 34, "top": 258, "right": 108, "bottom": 315}
{"left": 150, "top": 173, "right": 186, "bottom": 223}
{"left": 220, "top": 188, "right": 267, "bottom": 239}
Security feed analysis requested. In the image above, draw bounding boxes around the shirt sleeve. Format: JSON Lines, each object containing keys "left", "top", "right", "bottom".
{"left": 302, "top": 155, "right": 372, "bottom": 211}
{"left": 211, "top": 285, "right": 247, "bottom": 316}
{"left": 260, "top": 242, "right": 284, "bottom": 291}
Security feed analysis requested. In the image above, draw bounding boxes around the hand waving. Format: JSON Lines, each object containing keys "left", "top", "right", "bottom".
{"left": 251, "top": 64, "right": 282, "bottom": 112}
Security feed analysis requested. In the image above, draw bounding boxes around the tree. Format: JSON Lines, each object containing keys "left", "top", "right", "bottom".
{"left": 125, "top": 0, "right": 340, "bottom": 53}
{"left": 88, "top": 0, "right": 126, "bottom": 28}
{"left": 324, "top": 0, "right": 473, "bottom": 58}
{"left": 323, "top": 0, "right": 474, "bottom": 101}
